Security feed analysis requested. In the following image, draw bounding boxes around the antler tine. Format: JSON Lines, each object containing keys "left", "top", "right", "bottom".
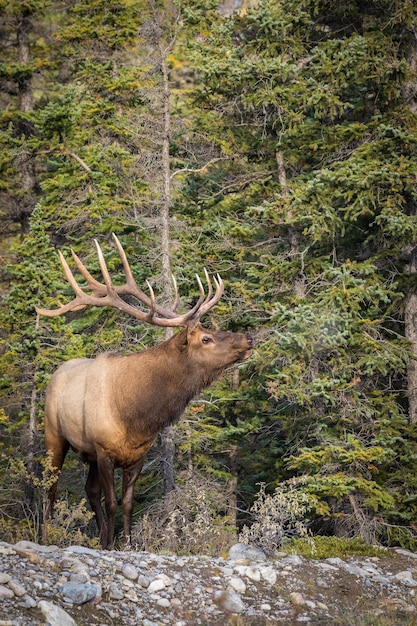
{"left": 188, "top": 270, "right": 224, "bottom": 323}
{"left": 94, "top": 239, "right": 115, "bottom": 294}
{"left": 145, "top": 280, "right": 157, "bottom": 322}
{"left": 112, "top": 233, "right": 136, "bottom": 288}
{"left": 171, "top": 273, "right": 179, "bottom": 312}
{"left": 35, "top": 251, "right": 89, "bottom": 317}
{"left": 71, "top": 249, "right": 104, "bottom": 296}
{"left": 203, "top": 268, "right": 213, "bottom": 302}
{"left": 59, "top": 251, "right": 85, "bottom": 297}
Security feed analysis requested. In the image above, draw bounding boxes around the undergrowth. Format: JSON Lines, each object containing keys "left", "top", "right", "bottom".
{"left": 288, "top": 535, "right": 389, "bottom": 560}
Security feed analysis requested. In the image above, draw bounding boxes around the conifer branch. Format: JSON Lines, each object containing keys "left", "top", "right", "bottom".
{"left": 67, "top": 151, "right": 92, "bottom": 173}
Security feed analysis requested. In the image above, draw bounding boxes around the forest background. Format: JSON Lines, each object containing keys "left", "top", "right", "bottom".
{"left": 1, "top": 0, "right": 417, "bottom": 553}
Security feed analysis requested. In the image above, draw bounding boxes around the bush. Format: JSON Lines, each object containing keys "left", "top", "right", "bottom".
{"left": 239, "top": 481, "right": 315, "bottom": 552}
{"left": 42, "top": 497, "right": 99, "bottom": 548}
{"left": 131, "top": 472, "right": 235, "bottom": 555}
{"left": 0, "top": 452, "right": 98, "bottom": 548}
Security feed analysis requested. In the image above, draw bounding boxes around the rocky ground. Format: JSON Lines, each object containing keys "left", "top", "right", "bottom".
{"left": 0, "top": 540, "right": 416, "bottom": 625}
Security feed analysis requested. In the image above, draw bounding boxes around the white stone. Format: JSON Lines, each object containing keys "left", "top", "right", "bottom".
{"left": 38, "top": 600, "right": 77, "bottom": 626}
{"left": 0, "top": 585, "right": 14, "bottom": 600}
{"left": 122, "top": 564, "right": 139, "bottom": 580}
{"left": 244, "top": 566, "right": 261, "bottom": 582}
{"left": 147, "top": 578, "right": 166, "bottom": 593}
{"left": 290, "top": 592, "right": 306, "bottom": 605}
{"left": 15, "top": 540, "right": 58, "bottom": 552}
{"left": 228, "top": 577, "right": 246, "bottom": 593}
{"left": 393, "top": 571, "right": 417, "bottom": 586}
{"left": 214, "top": 589, "right": 245, "bottom": 614}
{"left": 260, "top": 566, "right": 277, "bottom": 585}
{"left": 8, "top": 579, "right": 26, "bottom": 597}
{"left": 0, "top": 573, "right": 11, "bottom": 584}
{"left": 155, "top": 573, "right": 172, "bottom": 586}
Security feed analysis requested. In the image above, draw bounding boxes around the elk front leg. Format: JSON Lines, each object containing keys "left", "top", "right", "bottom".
{"left": 121, "top": 458, "right": 145, "bottom": 547}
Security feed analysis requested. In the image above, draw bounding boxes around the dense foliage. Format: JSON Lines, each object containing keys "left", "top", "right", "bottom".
{"left": 0, "top": 0, "right": 417, "bottom": 551}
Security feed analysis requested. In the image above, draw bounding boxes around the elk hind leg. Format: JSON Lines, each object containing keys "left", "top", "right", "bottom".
{"left": 85, "top": 461, "right": 108, "bottom": 548}
{"left": 91, "top": 450, "right": 117, "bottom": 550}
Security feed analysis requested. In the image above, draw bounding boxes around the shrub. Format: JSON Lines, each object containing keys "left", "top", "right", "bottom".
{"left": 239, "top": 481, "right": 315, "bottom": 552}
{"left": 131, "top": 472, "right": 235, "bottom": 555}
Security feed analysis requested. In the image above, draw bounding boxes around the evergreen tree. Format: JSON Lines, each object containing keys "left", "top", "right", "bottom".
{"left": 179, "top": 0, "right": 417, "bottom": 544}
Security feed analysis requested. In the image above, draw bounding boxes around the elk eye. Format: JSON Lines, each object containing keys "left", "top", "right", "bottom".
{"left": 202, "top": 336, "right": 213, "bottom": 344}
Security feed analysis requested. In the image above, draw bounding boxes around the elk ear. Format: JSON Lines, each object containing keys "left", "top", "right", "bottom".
{"left": 176, "top": 325, "right": 192, "bottom": 351}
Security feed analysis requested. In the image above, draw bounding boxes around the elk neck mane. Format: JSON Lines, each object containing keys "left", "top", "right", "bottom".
{"left": 106, "top": 328, "right": 226, "bottom": 436}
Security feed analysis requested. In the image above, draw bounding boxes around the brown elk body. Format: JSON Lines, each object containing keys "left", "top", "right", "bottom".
{"left": 37, "top": 235, "right": 254, "bottom": 549}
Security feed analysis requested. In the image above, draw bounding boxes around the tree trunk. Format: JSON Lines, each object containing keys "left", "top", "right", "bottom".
{"left": 227, "top": 368, "right": 241, "bottom": 530}
{"left": 16, "top": 11, "right": 38, "bottom": 233}
{"left": 17, "top": 13, "right": 39, "bottom": 510}
{"left": 227, "top": 444, "right": 238, "bottom": 529}
{"left": 405, "top": 250, "right": 417, "bottom": 423}
{"left": 158, "top": 30, "right": 177, "bottom": 495}
{"left": 276, "top": 149, "right": 299, "bottom": 258}
{"left": 402, "top": 29, "right": 417, "bottom": 422}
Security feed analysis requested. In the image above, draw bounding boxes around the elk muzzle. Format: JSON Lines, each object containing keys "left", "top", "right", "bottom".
{"left": 238, "top": 333, "right": 255, "bottom": 361}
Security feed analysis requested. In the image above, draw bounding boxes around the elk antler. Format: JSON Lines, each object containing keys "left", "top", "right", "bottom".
{"left": 36, "top": 234, "right": 224, "bottom": 328}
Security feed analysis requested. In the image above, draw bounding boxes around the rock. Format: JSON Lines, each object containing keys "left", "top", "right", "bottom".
{"left": 7, "top": 579, "right": 26, "bottom": 597}
{"left": 281, "top": 554, "right": 304, "bottom": 567}
{"left": 395, "top": 549, "right": 417, "bottom": 559}
{"left": 290, "top": 591, "right": 306, "bottom": 605}
{"left": 64, "top": 545, "right": 101, "bottom": 557}
{"left": 38, "top": 600, "right": 78, "bottom": 626}
{"left": 260, "top": 565, "right": 277, "bottom": 585}
{"left": 12, "top": 548, "right": 42, "bottom": 565}
{"left": 393, "top": 570, "right": 417, "bottom": 586}
{"left": 14, "top": 540, "right": 58, "bottom": 552}
{"left": 0, "top": 585, "right": 14, "bottom": 600}
{"left": 155, "top": 572, "right": 172, "bottom": 586}
{"left": 125, "top": 589, "right": 139, "bottom": 602}
{"left": 147, "top": 578, "right": 166, "bottom": 593}
{"left": 228, "top": 543, "right": 267, "bottom": 563}
{"left": 138, "top": 574, "right": 150, "bottom": 588}
{"left": 228, "top": 577, "right": 246, "bottom": 593}
{"left": 122, "top": 564, "right": 139, "bottom": 580}
{"left": 59, "top": 581, "right": 99, "bottom": 604}
{"left": 214, "top": 589, "right": 245, "bottom": 613}
{"left": 108, "top": 582, "right": 124, "bottom": 600}
{"left": 0, "top": 574, "right": 11, "bottom": 585}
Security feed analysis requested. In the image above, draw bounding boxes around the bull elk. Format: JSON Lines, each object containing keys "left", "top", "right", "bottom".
{"left": 36, "top": 234, "right": 254, "bottom": 549}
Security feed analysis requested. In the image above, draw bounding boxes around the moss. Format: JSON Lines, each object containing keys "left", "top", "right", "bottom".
{"left": 287, "top": 535, "right": 388, "bottom": 560}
